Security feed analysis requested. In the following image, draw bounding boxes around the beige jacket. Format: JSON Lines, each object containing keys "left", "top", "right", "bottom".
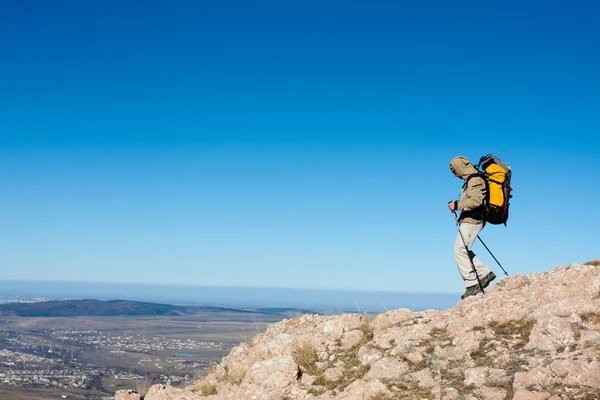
{"left": 450, "top": 156, "right": 486, "bottom": 225}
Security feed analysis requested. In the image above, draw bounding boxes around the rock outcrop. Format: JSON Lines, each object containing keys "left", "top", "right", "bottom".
{"left": 116, "top": 262, "right": 600, "bottom": 400}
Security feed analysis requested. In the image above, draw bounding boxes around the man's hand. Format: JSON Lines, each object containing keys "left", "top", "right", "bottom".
{"left": 448, "top": 200, "right": 458, "bottom": 213}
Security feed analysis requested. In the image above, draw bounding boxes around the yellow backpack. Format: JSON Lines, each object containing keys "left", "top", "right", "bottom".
{"left": 477, "top": 154, "right": 512, "bottom": 225}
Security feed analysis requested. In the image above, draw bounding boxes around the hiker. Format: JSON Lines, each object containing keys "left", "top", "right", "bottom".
{"left": 448, "top": 156, "right": 496, "bottom": 299}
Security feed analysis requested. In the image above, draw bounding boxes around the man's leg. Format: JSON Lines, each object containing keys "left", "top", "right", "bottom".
{"left": 454, "top": 223, "right": 492, "bottom": 288}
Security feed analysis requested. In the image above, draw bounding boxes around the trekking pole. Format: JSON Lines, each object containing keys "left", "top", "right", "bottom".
{"left": 476, "top": 236, "right": 509, "bottom": 276}
{"left": 452, "top": 212, "right": 485, "bottom": 295}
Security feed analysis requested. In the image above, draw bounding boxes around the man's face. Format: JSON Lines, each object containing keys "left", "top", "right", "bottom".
{"left": 450, "top": 165, "right": 460, "bottom": 178}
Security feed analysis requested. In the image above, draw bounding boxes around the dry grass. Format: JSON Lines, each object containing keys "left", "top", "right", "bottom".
{"left": 572, "top": 322, "right": 585, "bottom": 341}
{"left": 584, "top": 259, "right": 600, "bottom": 267}
{"left": 135, "top": 380, "right": 152, "bottom": 399}
{"left": 321, "top": 350, "right": 370, "bottom": 392}
{"left": 429, "top": 327, "right": 449, "bottom": 340}
{"left": 226, "top": 370, "right": 246, "bottom": 385}
{"left": 544, "top": 382, "right": 600, "bottom": 400}
{"left": 235, "top": 318, "right": 269, "bottom": 345}
{"left": 306, "top": 386, "right": 325, "bottom": 395}
{"left": 421, "top": 326, "right": 451, "bottom": 356}
{"left": 300, "top": 313, "right": 376, "bottom": 395}
{"left": 494, "top": 377, "right": 515, "bottom": 400}
{"left": 292, "top": 339, "right": 320, "bottom": 376}
{"left": 424, "top": 342, "right": 436, "bottom": 355}
{"left": 582, "top": 313, "right": 600, "bottom": 330}
{"left": 358, "top": 312, "right": 374, "bottom": 346}
{"left": 488, "top": 317, "right": 536, "bottom": 347}
{"left": 368, "top": 392, "right": 393, "bottom": 400}
{"left": 545, "top": 381, "right": 566, "bottom": 396}
{"left": 470, "top": 347, "right": 493, "bottom": 367}
{"left": 312, "top": 374, "right": 338, "bottom": 391}
{"left": 579, "top": 390, "right": 600, "bottom": 400}
{"left": 380, "top": 377, "right": 433, "bottom": 398}
{"left": 436, "top": 360, "right": 473, "bottom": 391}
{"left": 505, "top": 357, "right": 523, "bottom": 375}
{"left": 190, "top": 380, "right": 217, "bottom": 396}
{"left": 400, "top": 354, "right": 427, "bottom": 371}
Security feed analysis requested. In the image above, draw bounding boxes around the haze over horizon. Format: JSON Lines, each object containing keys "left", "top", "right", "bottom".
{"left": 1, "top": 1, "right": 598, "bottom": 295}
{"left": 0, "top": 279, "right": 460, "bottom": 312}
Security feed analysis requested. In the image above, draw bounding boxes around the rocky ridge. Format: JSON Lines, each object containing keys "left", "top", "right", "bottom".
{"left": 116, "top": 261, "right": 600, "bottom": 400}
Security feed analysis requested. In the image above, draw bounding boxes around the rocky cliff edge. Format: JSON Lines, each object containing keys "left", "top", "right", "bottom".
{"left": 116, "top": 261, "right": 600, "bottom": 400}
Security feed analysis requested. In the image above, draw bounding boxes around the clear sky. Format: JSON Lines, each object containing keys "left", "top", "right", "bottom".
{"left": 1, "top": 1, "right": 598, "bottom": 295}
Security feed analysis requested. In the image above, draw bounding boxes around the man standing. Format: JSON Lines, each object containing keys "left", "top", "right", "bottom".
{"left": 448, "top": 156, "right": 496, "bottom": 299}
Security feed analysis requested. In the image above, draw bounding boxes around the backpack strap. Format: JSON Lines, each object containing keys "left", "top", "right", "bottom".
{"left": 464, "top": 173, "right": 486, "bottom": 189}
{"left": 465, "top": 173, "right": 482, "bottom": 183}
{"left": 459, "top": 173, "right": 488, "bottom": 223}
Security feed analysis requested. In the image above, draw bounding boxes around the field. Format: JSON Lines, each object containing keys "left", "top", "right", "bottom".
{"left": 0, "top": 385, "right": 112, "bottom": 400}
{"left": 0, "top": 309, "right": 292, "bottom": 399}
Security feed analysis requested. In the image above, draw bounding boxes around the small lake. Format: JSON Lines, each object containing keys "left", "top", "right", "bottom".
{"left": 172, "top": 353, "right": 196, "bottom": 357}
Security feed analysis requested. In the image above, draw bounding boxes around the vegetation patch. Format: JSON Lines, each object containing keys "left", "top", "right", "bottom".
{"left": 368, "top": 391, "right": 393, "bottom": 400}
{"left": 424, "top": 342, "right": 436, "bottom": 355}
{"left": 135, "top": 379, "right": 152, "bottom": 399}
{"left": 421, "top": 326, "right": 451, "bottom": 356}
{"left": 584, "top": 259, "right": 600, "bottom": 267}
{"left": 191, "top": 380, "right": 217, "bottom": 396}
{"left": 494, "top": 376, "right": 515, "bottom": 400}
{"left": 543, "top": 382, "right": 600, "bottom": 399}
{"left": 580, "top": 390, "right": 600, "bottom": 400}
{"left": 357, "top": 313, "right": 374, "bottom": 348}
{"left": 488, "top": 317, "right": 536, "bottom": 348}
{"left": 571, "top": 322, "right": 585, "bottom": 341}
{"left": 331, "top": 355, "right": 370, "bottom": 391}
{"left": 292, "top": 339, "right": 320, "bottom": 376}
{"left": 380, "top": 379, "right": 432, "bottom": 400}
{"left": 504, "top": 357, "right": 523, "bottom": 375}
{"left": 312, "top": 374, "right": 338, "bottom": 391}
{"left": 438, "top": 372, "right": 474, "bottom": 397}
{"left": 470, "top": 347, "right": 493, "bottom": 367}
{"left": 226, "top": 370, "right": 246, "bottom": 385}
{"left": 381, "top": 377, "right": 407, "bottom": 390}
{"left": 429, "top": 327, "right": 449, "bottom": 340}
{"left": 581, "top": 313, "right": 600, "bottom": 330}
{"left": 306, "top": 386, "right": 325, "bottom": 396}
{"left": 400, "top": 354, "right": 427, "bottom": 371}
{"left": 304, "top": 316, "right": 374, "bottom": 394}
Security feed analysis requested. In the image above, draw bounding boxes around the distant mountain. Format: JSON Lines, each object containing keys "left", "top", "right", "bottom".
{"left": 0, "top": 299, "right": 187, "bottom": 317}
{"left": 0, "top": 299, "right": 322, "bottom": 317}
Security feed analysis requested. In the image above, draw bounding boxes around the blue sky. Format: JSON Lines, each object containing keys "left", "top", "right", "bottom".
{"left": 1, "top": 1, "right": 598, "bottom": 295}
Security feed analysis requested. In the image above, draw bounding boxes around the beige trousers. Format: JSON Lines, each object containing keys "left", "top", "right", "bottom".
{"left": 454, "top": 222, "right": 492, "bottom": 288}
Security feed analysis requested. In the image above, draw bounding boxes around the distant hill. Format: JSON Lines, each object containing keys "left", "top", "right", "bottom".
{"left": 0, "top": 299, "right": 322, "bottom": 317}
{"left": 0, "top": 299, "right": 187, "bottom": 317}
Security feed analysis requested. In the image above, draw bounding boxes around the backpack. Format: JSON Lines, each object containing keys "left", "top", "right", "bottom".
{"left": 476, "top": 154, "right": 512, "bottom": 225}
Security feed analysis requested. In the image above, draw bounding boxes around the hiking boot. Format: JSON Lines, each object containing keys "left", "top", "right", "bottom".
{"left": 461, "top": 285, "right": 482, "bottom": 300}
{"left": 480, "top": 272, "right": 497, "bottom": 289}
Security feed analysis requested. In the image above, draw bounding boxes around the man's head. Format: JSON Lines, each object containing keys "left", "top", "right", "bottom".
{"left": 449, "top": 156, "right": 478, "bottom": 179}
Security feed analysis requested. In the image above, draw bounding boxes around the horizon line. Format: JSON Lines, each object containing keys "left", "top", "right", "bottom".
{"left": 0, "top": 278, "right": 461, "bottom": 296}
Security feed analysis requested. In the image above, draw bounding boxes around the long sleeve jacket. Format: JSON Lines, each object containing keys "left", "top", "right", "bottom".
{"left": 450, "top": 156, "right": 486, "bottom": 225}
